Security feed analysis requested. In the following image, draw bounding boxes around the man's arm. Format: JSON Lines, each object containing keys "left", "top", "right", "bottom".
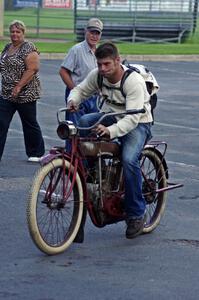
{"left": 59, "top": 45, "right": 77, "bottom": 90}
{"left": 67, "top": 68, "right": 99, "bottom": 107}
{"left": 59, "top": 67, "right": 75, "bottom": 90}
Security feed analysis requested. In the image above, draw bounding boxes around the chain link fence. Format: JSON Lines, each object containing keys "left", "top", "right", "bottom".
{"left": 4, "top": 2, "right": 74, "bottom": 41}
{"left": 3, "top": 0, "right": 199, "bottom": 42}
{"left": 75, "top": 0, "right": 198, "bottom": 43}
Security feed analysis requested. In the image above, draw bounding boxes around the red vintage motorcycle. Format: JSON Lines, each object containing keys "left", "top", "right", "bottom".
{"left": 27, "top": 108, "right": 182, "bottom": 255}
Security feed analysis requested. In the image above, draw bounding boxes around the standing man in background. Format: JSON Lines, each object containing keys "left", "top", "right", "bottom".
{"left": 59, "top": 18, "right": 103, "bottom": 125}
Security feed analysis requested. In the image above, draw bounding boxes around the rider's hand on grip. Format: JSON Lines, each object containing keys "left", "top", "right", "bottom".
{"left": 67, "top": 100, "right": 78, "bottom": 112}
{"left": 93, "top": 124, "right": 110, "bottom": 139}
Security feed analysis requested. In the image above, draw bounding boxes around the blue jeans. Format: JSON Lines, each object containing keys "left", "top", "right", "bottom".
{"left": 78, "top": 112, "right": 152, "bottom": 219}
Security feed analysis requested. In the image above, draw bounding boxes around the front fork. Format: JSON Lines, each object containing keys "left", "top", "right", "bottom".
{"left": 40, "top": 146, "right": 87, "bottom": 205}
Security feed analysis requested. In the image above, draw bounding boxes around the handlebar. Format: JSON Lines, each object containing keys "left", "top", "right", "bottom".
{"left": 57, "top": 107, "right": 145, "bottom": 130}
{"left": 56, "top": 108, "right": 146, "bottom": 140}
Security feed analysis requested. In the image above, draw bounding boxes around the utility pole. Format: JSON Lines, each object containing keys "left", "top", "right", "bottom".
{"left": 193, "top": 0, "right": 198, "bottom": 33}
{"left": 0, "top": 0, "right": 4, "bottom": 38}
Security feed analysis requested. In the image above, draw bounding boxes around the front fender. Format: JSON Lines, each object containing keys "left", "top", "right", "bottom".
{"left": 40, "top": 147, "right": 88, "bottom": 204}
{"left": 39, "top": 147, "right": 71, "bottom": 166}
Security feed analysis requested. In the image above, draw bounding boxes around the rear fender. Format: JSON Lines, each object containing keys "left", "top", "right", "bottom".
{"left": 144, "top": 144, "right": 169, "bottom": 179}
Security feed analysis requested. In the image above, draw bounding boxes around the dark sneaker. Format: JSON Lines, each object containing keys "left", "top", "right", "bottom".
{"left": 126, "top": 215, "right": 146, "bottom": 239}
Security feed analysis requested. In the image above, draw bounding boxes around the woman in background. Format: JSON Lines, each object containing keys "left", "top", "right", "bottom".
{"left": 0, "top": 20, "right": 45, "bottom": 162}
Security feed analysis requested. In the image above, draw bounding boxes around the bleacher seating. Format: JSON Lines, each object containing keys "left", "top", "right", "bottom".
{"left": 75, "top": 0, "right": 195, "bottom": 43}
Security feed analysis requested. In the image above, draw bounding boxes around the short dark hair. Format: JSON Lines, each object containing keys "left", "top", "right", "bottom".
{"left": 95, "top": 42, "right": 119, "bottom": 60}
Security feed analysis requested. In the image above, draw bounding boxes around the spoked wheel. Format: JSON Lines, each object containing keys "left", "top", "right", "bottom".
{"left": 27, "top": 158, "right": 84, "bottom": 255}
{"left": 141, "top": 149, "right": 167, "bottom": 233}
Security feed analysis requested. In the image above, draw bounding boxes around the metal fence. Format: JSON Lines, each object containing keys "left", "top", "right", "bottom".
{"left": 4, "top": 6, "right": 74, "bottom": 40}
{"left": 3, "top": 0, "right": 198, "bottom": 42}
{"left": 75, "top": 0, "right": 198, "bottom": 43}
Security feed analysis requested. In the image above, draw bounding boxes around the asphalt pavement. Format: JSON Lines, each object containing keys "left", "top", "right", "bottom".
{"left": 0, "top": 60, "right": 199, "bottom": 300}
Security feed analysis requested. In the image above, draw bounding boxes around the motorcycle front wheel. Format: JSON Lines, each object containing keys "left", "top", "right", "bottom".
{"left": 27, "top": 158, "right": 84, "bottom": 255}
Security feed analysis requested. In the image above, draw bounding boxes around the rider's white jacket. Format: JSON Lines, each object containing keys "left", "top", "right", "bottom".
{"left": 68, "top": 65, "right": 153, "bottom": 139}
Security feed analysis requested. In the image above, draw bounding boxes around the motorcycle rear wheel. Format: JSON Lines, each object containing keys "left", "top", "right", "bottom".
{"left": 141, "top": 148, "right": 167, "bottom": 233}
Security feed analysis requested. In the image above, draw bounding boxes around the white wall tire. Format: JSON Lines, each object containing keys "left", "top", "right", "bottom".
{"left": 27, "top": 158, "right": 83, "bottom": 255}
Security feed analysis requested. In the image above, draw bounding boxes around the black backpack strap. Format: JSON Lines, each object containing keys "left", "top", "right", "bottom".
{"left": 97, "top": 68, "right": 136, "bottom": 93}
{"left": 97, "top": 72, "right": 106, "bottom": 109}
{"left": 97, "top": 68, "right": 135, "bottom": 108}
{"left": 120, "top": 68, "right": 135, "bottom": 98}
{"left": 97, "top": 72, "right": 103, "bottom": 90}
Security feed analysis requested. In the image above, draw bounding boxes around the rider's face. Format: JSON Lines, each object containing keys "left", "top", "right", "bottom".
{"left": 97, "top": 57, "right": 120, "bottom": 79}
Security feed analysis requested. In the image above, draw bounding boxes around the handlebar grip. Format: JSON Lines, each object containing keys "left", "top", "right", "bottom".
{"left": 126, "top": 108, "right": 146, "bottom": 114}
{"left": 57, "top": 107, "right": 68, "bottom": 123}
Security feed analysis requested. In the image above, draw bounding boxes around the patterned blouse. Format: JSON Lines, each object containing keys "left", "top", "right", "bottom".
{"left": 0, "top": 41, "right": 41, "bottom": 103}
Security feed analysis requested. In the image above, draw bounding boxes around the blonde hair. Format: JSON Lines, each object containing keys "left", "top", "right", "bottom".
{"left": 9, "top": 20, "right": 26, "bottom": 33}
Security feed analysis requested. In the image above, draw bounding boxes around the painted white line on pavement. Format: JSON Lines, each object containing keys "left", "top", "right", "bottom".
{"left": 38, "top": 101, "right": 63, "bottom": 108}
{"left": 167, "top": 160, "right": 199, "bottom": 169}
{"left": 158, "top": 98, "right": 199, "bottom": 106}
{"left": 155, "top": 121, "right": 199, "bottom": 131}
{"left": 151, "top": 66, "right": 199, "bottom": 77}
{"left": 9, "top": 129, "right": 60, "bottom": 142}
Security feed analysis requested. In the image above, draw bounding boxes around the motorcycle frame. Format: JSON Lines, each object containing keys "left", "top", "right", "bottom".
{"left": 40, "top": 134, "right": 182, "bottom": 228}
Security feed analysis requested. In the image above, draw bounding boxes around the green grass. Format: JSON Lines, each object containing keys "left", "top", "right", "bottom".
{"left": 1, "top": 7, "right": 199, "bottom": 55}
{"left": 117, "top": 42, "right": 199, "bottom": 55}
{"left": 1, "top": 39, "right": 199, "bottom": 55}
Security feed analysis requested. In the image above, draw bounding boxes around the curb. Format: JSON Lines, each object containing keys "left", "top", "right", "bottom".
{"left": 121, "top": 54, "right": 199, "bottom": 62}
{"left": 40, "top": 53, "right": 199, "bottom": 61}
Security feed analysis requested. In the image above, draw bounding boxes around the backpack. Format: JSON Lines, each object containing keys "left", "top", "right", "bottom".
{"left": 97, "top": 60, "right": 159, "bottom": 122}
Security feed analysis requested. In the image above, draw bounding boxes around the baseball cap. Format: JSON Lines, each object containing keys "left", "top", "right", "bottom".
{"left": 86, "top": 18, "right": 103, "bottom": 33}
